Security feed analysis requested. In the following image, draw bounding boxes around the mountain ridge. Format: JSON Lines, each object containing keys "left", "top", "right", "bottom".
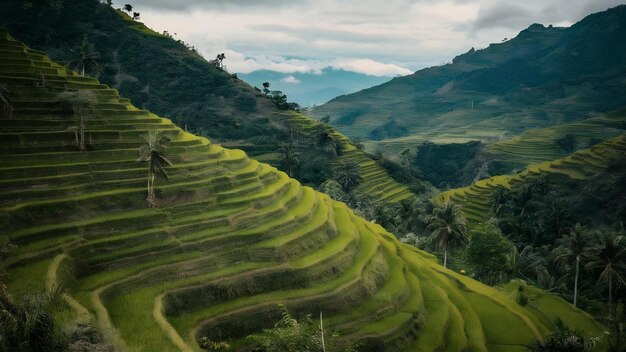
{"left": 312, "top": 5, "right": 626, "bottom": 146}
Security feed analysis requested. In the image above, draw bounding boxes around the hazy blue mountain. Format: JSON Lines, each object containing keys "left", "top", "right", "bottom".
{"left": 239, "top": 69, "right": 390, "bottom": 107}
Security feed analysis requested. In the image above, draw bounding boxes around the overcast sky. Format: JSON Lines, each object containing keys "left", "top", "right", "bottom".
{"left": 120, "top": 0, "right": 625, "bottom": 77}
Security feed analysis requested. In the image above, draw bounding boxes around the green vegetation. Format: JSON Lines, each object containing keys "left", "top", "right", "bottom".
{"left": 0, "top": 34, "right": 604, "bottom": 351}
{"left": 0, "top": 0, "right": 420, "bottom": 205}
{"left": 137, "top": 131, "right": 174, "bottom": 207}
{"left": 465, "top": 222, "right": 514, "bottom": 285}
{"left": 426, "top": 202, "right": 468, "bottom": 268}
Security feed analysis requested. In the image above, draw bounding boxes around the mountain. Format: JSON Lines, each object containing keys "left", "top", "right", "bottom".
{"left": 311, "top": 5, "right": 626, "bottom": 146}
{"left": 0, "top": 0, "right": 421, "bottom": 204}
{"left": 238, "top": 69, "right": 390, "bottom": 107}
{"left": 0, "top": 33, "right": 604, "bottom": 352}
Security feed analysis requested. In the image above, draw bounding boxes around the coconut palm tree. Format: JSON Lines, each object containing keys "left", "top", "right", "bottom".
{"left": 54, "top": 90, "right": 97, "bottom": 151}
{"left": 278, "top": 143, "right": 300, "bottom": 177}
{"left": 70, "top": 37, "right": 102, "bottom": 77}
{"left": 138, "top": 131, "right": 173, "bottom": 207}
{"left": 490, "top": 185, "right": 511, "bottom": 216}
{"left": 586, "top": 231, "right": 626, "bottom": 320}
{"left": 0, "top": 83, "right": 12, "bottom": 119}
{"left": 557, "top": 224, "right": 592, "bottom": 307}
{"left": 427, "top": 201, "right": 468, "bottom": 268}
{"left": 333, "top": 160, "right": 362, "bottom": 191}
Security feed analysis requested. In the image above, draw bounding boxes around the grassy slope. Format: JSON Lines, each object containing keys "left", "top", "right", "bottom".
{"left": 0, "top": 34, "right": 604, "bottom": 351}
{"left": 434, "top": 131, "right": 626, "bottom": 224}
{"left": 311, "top": 6, "right": 626, "bottom": 147}
{"left": 0, "top": 0, "right": 416, "bottom": 204}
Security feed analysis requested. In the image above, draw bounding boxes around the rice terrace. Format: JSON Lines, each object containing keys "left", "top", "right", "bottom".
{"left": 1, "top": 1, "right": 625, "bottom": 352}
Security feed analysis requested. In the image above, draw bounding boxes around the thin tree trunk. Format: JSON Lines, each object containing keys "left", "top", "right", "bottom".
{"left": 79, "top": 116, "right": 85, "bottom": 151}
{"left": 608, "top": 273, "right": 613, "bottom": 320}
{"left": 443, "top": 248, "right": 448, "bottom": 268}
{"left": 147, "top": 160, "right": 152, "bottom": 206}
{"left": 574, "top": 257, "right": 579, "bottom": 307}
{"left": 81, "top": 64, "right": 85, "bottom": 77}
{"left": 320, "top": 311, "right": 326, "bottom": 352}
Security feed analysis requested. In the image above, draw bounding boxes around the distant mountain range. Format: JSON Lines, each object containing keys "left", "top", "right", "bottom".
{"left": 311, "top": 5, "right": 626, "bottom": 147}
{"left": 238, "top": 69, "right": 390, "bottom": 107}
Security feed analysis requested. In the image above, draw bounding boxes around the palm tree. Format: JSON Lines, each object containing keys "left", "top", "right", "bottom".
{"left": 333, "top": 160, "right": 362, "bottom": 191}
{"left": 54, "top": 90, "right": 97, "bottom": 151}
{"left": 586, "top": 231, "right": 626, "bottom": 320}
{"left": 70, "top": 37, "right": 102, "bottom": 77}
{"left": 0, "top": 284, "right": 67, "bottom": 351}
{"left": 490, "top": 185, "right": 511, "bottom": 216}
{"left": 427, "top": 202, "right": 468, "bottom": 268}
{"left": 138, "top": 131, "right": 173, "bottom": 207}
{"left": 278, "top": 143, "right": 300, "bottom": 177}
{"left": 557, "top": 224, "right": 592, "bottom": 307}
{"left": 0, "top": 83, "right": 12, "bottom": 119}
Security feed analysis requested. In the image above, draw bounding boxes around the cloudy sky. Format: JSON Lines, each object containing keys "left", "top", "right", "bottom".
{"left": 122, "top": 0, "right": 624, "bottom": 77}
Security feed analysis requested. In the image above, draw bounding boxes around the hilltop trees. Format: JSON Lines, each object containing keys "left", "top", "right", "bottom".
{"left": 259, "top": 82, "right": 299, "bottom": 110}
{"left": 54, "top": 90, "right": 97, "bottom": 151}
{"left": 138, "top": 131, "right": 173, "bottom": 207}
{"left": 427, "top": 201, "right": 468, "bottom": 268}
{"left": 209, "top": 53, "right": 226, "bottom": 70}
{"left": 123, "top": 4, "right": 133, "bottom": 13}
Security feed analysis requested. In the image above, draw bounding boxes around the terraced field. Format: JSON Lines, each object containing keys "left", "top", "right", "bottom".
{"left": 436, "top": 132, "right": 626, "bottom": 224}
{"left": 1, "top": 33, "right": 604, "bottom": 351}
{"left": 486, "top": 110, "right": 626, "bottom": 171}
{"left": 288, "top": 113, "right": 414, "bottom": 203}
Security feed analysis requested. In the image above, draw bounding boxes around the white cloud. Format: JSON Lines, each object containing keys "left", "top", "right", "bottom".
{"left": 280, "top": 75, "right": 302, "bottom": 84}
{"left": 330, "top": 59, "right": 413, "bottom": 76}
{"left": 129, "top": 0, "right": 624, "bottom": 75}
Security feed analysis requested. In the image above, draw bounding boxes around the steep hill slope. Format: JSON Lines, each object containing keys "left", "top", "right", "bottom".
{"left": 435, "top": 131, "right": 626, "bottom": 225}
{"left": 0, "top": 34, "right": 603, "bottom": 351}
{"left": 312, "top": 5, "right": 626, "bottom": 146}
{"left": 0, "top": 0, "right": 418, "bottom": 203}
{"left": 485, "top": 108, "right": 626, "bottom": 172}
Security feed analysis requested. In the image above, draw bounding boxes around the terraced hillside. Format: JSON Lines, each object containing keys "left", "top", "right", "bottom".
{"left": 435, "top": 132, "right": 626, "bottom": 224}
{"left": 0, "top": 0, "right": 419, "bottom": 205}
{"left": 485, "top": 109, "right": 626, "bottom": 172}
{"left": 288, "top": 114, "right": 414, "bottom": 203}
{"left": 0, "top": 34, "right": 604, "bottom": 351}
